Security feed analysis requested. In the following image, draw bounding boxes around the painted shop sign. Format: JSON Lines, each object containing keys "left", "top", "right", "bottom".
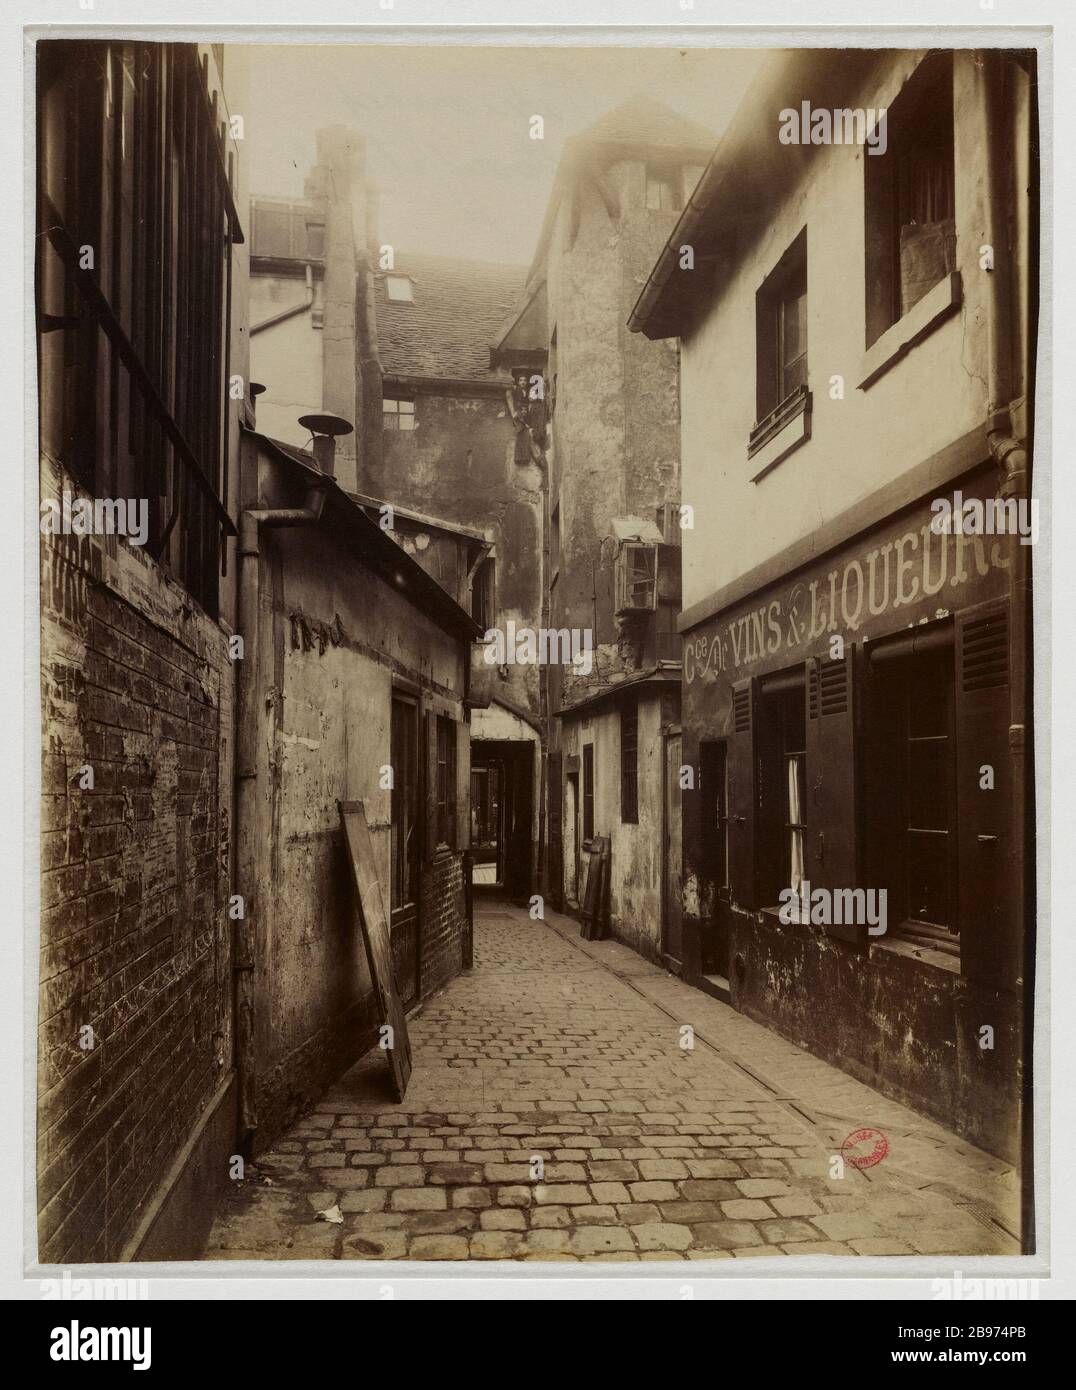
{"left": 685, "top": 483, "right": 1008, "bottom": 687}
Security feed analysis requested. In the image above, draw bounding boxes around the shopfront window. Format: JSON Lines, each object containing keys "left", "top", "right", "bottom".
{"left": 759, "top": 680, "right": 807, "bottom": 910}
{"left": 866, "top": 640, "right": 959, "bottom": 957}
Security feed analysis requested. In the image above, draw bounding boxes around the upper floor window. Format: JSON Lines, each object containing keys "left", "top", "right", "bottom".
{"left": 615, "top": 542, "right": 658, "bottom": 614}
{"left": 755, "top": 228, "right": 808, "bottom": 424}
{"left": 620, "top": 698, "right": 639, "bottom": 825}
{"left": 645, "top": 164, "right": 682, "bottom": 212}
{"left": 471, "top": 555, "right": 495, "bottom": 631}
{"left": 383, "top": 396, "right": 415, "bottom": 430}
{"left": 36, "top": 41, "right": 238, "bottom": 618}
{"left": 385, "top": 274, "right": 414, "bottom": 302}
{"left": 865, "top": 53, "right": 956, "bottom": 345}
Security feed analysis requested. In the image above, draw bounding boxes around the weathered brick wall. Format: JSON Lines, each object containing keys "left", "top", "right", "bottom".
{"left": 420, "top": 850, "right": 467, "bottom": 999}
{"left": 39, "top": 463, "right": 233, "bottom": 1263}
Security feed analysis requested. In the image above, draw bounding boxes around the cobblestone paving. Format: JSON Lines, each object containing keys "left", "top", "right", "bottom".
{"left": 205, "top": 902, "right": 1021, "bottom": 1262}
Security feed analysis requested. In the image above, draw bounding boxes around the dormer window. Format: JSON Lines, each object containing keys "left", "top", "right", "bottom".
{"left": 385, "top": 275, "right": 414, "bottom": 303}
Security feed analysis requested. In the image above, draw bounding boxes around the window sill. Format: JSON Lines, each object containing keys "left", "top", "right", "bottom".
{"left": 747, "top": 389, "right": 811, "bottom": 483}
{"left": 858, "top": 271, "right": 962, "bottom": 391}
{"left": 870, "top": 933, "right": 961, "bottom": 976}
{"left": 759, "top": 904, "right": 818, "bottom": 932}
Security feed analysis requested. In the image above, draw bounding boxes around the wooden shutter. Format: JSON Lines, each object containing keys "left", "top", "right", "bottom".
{"left": 424, "top": 709, "right": 438, "bottom": 863}
{"left": 727, "top": 677, "right": 757, "bottom": 910}
{"left": 805, "top": 652, "right": 861, "bottom": 944}
{"left": 954, "top": 600, "right": 1016, "bottom": 986}
{"left": 455, "top": 715, "right": 470, "bottom": 852}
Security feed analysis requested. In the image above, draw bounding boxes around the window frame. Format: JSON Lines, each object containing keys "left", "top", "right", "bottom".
{"left": 754, "top": 227, "right": 808, "bottom": 429}
{"left": 36, "top": 40, "right": 237, "bottom": 617}
{"left": 385, "top": 274, "right": 414, "bottom": 303}
{"left": 757, "top": 675, "right": 808, "bottom": 912}
{"left": 582, "top": 743, "right": 595, "bottom": 844}
{"left": 383, "top": 396, "right": 416, "bottom": 431}
{"left": 867, "top": 639, "right": 959, "bottom": 955}
{"left": 435, "top": 713, "right": 458, "bottom": 849}
{"left": 864, "top": 52, "right": 956, "bottom": 348}
{"left": 620, "top": 697, "right": 639, "bottom": 825}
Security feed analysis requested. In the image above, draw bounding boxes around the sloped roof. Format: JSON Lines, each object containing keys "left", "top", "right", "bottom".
{"left": 526, "top": 96, "right": 717, "bottom": 282}
{"left": 578, "top": 95, "right": 717, "bottom": 152}
{"left": 375, "top": 254, "right": 529, "bottom": 383}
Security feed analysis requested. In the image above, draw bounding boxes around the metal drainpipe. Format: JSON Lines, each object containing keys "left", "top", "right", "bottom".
{"left": 234, "top": 474, "right": 330, "bottom": 1152}
{"left": 980, "top": 50, "right": 1028, "bottom": 864}
{"left": 980, "top": 48, "right": 1033, "bottom": 1248}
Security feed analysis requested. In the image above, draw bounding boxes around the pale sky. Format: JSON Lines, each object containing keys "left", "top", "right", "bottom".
{"left": 238, "top": 43, "right": 766, "bottom": 266}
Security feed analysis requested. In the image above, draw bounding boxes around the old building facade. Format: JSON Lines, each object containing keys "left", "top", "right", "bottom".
{"left": 503, "top": 99, "right": 713, "bottom": 958}
{"left": 36, "top": 51, "right": 480, "bottom": 1263}
{"left": 249, "top": 135, "right": 545, "bottom": 902}
{"left": 631, "top": 50, "right": 1035, "bottom": 1163}
{"left": 37, "top": 41, "right": 249, "bottom": 1262}
{"left": 232, "top": 429, "right": 478, "bottom": 1150}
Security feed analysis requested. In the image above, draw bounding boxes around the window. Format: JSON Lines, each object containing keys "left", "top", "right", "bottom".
{"left": 867, "top": 642, "right": 958, "bottom": 955}
{"left": 615, "top": 543, "right": 657, "bottom": 612}
{"left": 582, "top": 744, "right": 595, "bottom": 843}
{"left": 36, "top": 41, "right": 237, "bottom": 617}
{"left": 620, "top": 698, "right": 639, "bottom": 824}
{"left": 385, "top": 275, "right": 414, "bottom": 302}
{"left": 471, "top": 555, "right": 495, "bottom": 631}
{"left": 435, "top": 714, "right": 457, "bottom": 848}
{"left": 655, "top": 502, "right": 682, "bottom": 546}
{"left": 865, "top": 53, "right": 955, "bottom": 345}
{"left": 755, "top": 229, "right": 808, "bottom": 424}
{"left": 759, "top": 680, "right": 807, "bottom": 910}
{"left": 645, "top": 164, "right": 682, "bottom": 212}
{"left": 383, "top": 397, "right": 416, "bottom": 431}
{"left": 390, "top": 695, "right": 419, "bottom": 913}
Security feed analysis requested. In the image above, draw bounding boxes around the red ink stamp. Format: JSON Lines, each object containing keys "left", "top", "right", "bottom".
{"left": 840, "top": 1126, "right": 889, "bottom": 1168}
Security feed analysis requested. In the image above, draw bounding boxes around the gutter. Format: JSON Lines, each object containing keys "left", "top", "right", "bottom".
{"left": 627, "top": 157, "right": 725, "bottom": 337}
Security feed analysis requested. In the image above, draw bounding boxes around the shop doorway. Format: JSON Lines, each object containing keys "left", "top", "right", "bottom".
{"left": 700, "top": 739, "right": 732, "bottom": 985}
{"left": 564, "top": 770, "right": 580, "bottom": 906}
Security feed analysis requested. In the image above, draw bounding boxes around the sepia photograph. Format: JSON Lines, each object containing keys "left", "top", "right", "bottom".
{"left": 30, "top": 19, "right": 1045, "bottom": 1298}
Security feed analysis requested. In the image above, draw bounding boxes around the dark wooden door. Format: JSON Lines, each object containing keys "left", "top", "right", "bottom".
{"left": 390, "top": 694, "right": 420, "bottom": 1007}
{"left": 662, "top": 732, "right": 684, "bottom": 969}
{"left": 702, "top": 739, "right": 732, "bottom": 977}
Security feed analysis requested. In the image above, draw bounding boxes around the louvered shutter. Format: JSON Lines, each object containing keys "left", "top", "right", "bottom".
{"left": 805, "top": 652, "right": 861, "bottom": 944}
{"left": 727, "top": 677, "right": 757, "bottom": 910}
{"left": 955, "top": 600, "right": 1017, "bottom": 986}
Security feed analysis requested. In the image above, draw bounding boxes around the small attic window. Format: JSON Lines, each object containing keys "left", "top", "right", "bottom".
{"left": 386, "top": 275, "right": 414, "bottom": 303}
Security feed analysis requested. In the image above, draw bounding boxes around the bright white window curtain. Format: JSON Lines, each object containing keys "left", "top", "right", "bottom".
{"left": 787, "top": 755, "right": 806, "bottom": 916}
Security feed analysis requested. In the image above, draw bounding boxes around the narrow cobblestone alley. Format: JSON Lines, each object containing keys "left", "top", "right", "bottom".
{"left": 205, "top": 901, "right": 1021, "bottom": 1262}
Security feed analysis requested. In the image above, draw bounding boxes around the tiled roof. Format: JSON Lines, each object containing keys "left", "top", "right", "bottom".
{"left": 375, "top": 254, "right": 529, "bottom": 383}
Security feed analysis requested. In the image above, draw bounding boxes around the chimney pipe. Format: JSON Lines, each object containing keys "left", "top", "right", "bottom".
{"left": 312, "top": 433, "right": 336, "bottom": 478}
{"left": 298, "top": 412, "right": 354, "bottom": 484}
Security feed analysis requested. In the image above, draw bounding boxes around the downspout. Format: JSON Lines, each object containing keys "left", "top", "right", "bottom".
{"left": 981, "top": 48, "right": 1028, "bottom": 910}
{"left": 250, "top": 264, "right": 315, "bottom": 336}
{"left": 980, "top": 49, "right": 1032, "bottom": 1248}
{"left": 234, "top": 457, "right": 331, "bottom": 1152}
{"left": 506, "top": 382, "right": 550, "bottom": 899}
